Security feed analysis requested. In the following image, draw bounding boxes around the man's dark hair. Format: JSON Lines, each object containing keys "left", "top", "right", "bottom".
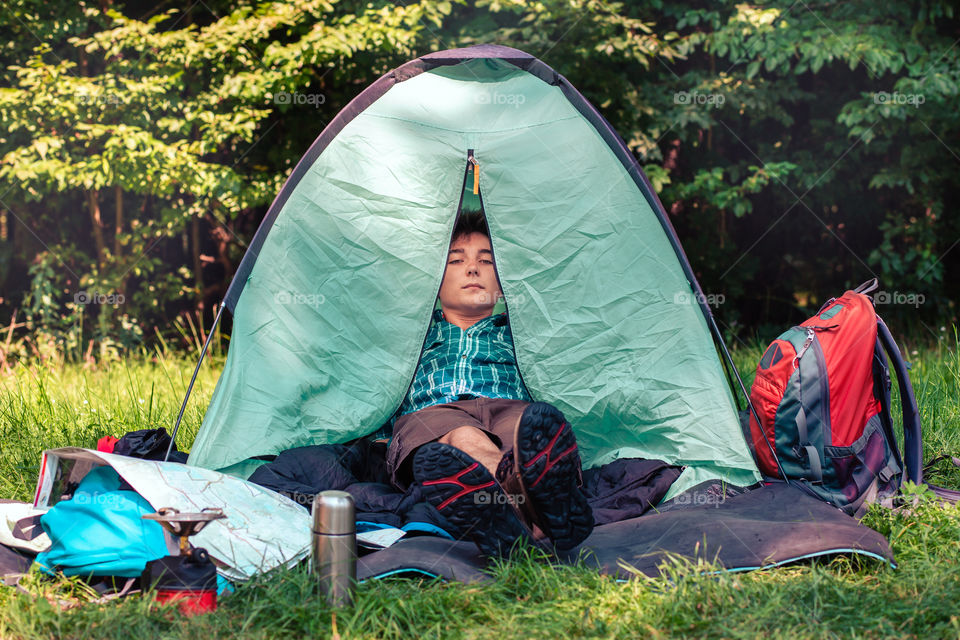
{"left": 452, "top": 210, "right": 489, "bottom": 241}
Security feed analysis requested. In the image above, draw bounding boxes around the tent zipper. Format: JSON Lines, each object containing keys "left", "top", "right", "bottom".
{"left": 470, "top": 150, "right": 534, "bottom": 402}
{"left": 396, "top": 148, "right": 532, "bottom": 417}
{"left": 467, "top": 150, "right": 480, "bottom": 195}
{"left": 396, "top": 151, "right": 476, "bottom": 417}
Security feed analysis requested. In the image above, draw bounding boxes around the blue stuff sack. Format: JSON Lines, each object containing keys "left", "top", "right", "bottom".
{"left": 36, "top": 466, "right": 168, "bottom": 577}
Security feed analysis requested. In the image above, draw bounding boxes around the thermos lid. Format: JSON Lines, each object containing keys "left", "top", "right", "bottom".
{"left": 311, "top": 490, "right": 355, "bottom": 535}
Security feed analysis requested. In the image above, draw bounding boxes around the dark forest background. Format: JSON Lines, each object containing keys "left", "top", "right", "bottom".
{"left": 1, "top": 0, "right": 958, "bottom": 364}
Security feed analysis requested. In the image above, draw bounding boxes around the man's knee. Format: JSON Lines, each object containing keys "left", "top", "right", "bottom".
{"left": 438, "top": 425, "right": 495, "bottom": 450}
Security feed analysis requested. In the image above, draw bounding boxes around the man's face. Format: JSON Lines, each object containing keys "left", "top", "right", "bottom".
{"left": 438, "top": 232, "right": 502, "bottom": 317}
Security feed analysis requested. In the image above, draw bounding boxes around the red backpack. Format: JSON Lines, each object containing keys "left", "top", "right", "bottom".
{"left": 747, "top": 280, "right": 923, "bottom": 514}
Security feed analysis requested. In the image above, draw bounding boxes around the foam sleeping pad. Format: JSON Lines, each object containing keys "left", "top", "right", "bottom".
{"left": 357, "top": 483, "right": 894, "bottom": 583}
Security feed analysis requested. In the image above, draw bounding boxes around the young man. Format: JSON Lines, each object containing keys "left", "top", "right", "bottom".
{"left": 386, "top": 212, "right": 593, "bottom": 556}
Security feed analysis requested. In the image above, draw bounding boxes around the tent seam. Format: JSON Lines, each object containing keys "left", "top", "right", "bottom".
{"left": 359, "top": 112, "right": 582, "bottom": 135}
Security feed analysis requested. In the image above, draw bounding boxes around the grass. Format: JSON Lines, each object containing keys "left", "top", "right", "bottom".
{"left": 0, "top": 351, "right": 220, "bottom": 502}
{"left": 1, "top": 335, "right": 959, "bottom": 639}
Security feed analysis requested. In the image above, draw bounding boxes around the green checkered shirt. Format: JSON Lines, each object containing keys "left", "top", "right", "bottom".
{"left": 399, "top": 309, "right": 530, "bottom": 417}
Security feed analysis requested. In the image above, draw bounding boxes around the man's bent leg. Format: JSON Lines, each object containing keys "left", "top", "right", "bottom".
{"left": 437, "top": 425, "right": 502, "bottom": 477}
{"left": 413, "top": 442, "right": 533, "bottom": 557}
{"left": 387, "top": 402, "right": 490, "bottom": 490}
{"left": 438, "top": 423, "right": 549, "bottom": 542}
{"left": 501, "top": 402, "right": 593, "bottom": 550}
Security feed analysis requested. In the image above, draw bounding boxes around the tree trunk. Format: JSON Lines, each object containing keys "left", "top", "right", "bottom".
{"left": 115, "top": 185, "right": 126, "bottom": 297}
{"left": 86, "top": 188, "right": 107, "bottom": 268}
{"left": 113, "top": 185, "right": 122, "bottom": 257}
{"left": 191, "top": 215, "right": 203, "bottom": 311}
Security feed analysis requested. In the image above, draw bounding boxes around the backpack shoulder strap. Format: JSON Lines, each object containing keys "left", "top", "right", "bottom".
{"left": 876, "top": 316, "right": 923, "bottom": 484}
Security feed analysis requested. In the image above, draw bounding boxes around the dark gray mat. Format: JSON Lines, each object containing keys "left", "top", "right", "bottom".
{"left": 0, "top": 543, "right": 33, "bottom": 577}
{"left": 358, "top": 536, "right": 490, "bottom": 583}
{"left": 358, "top": 483, "right": 894, "bottom": 583}
{"left": 561, "top": 482, "right": 893, "bottom": 577}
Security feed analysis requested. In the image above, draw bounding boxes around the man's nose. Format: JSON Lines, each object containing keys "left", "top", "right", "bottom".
{"left": 466, "top": 260, "right": 480, "bottom": 276}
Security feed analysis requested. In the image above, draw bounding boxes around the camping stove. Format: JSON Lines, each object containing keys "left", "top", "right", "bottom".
{"left": 142, "top": 507, "right": 226, "bottom": 615}
{"left": 143, "top": 507, "right": 225, "bottom": 555}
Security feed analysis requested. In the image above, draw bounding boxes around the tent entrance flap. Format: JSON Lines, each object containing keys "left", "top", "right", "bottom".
{"left": 187, "top": 46, "right": 761, "bottom": 495}
{"left": 389, "top": 147, "right": 510, "bottom": 422}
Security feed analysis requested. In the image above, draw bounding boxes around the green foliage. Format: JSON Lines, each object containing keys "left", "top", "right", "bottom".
{"left": 648, "top": 1, "right": 960, "bottom": 326}
{"left": 677, "top": 162, "right": 800, "bottom": 218}
{"left": 0, "top": 0, "right": 453, "bottom": 362}
{"left": 1, "top": 0, "right": 959, "bottom": 359}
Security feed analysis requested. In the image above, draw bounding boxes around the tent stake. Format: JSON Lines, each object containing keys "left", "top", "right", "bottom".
{"left": 165, "top": 302, "right": 226, "bottom": 463}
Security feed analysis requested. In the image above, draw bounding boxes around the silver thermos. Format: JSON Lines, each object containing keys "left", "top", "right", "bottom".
{"left": 311, "top": 490, "right": 356, "bottom": 607}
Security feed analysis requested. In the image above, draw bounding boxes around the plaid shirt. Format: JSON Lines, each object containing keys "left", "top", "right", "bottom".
{"left": 398, "top": 309, "right": 530, "bottom": 417}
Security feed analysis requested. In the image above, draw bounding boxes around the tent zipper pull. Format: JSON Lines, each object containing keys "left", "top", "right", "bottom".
{"left": 467, "top": 150, "right": 479, "bottom": 195}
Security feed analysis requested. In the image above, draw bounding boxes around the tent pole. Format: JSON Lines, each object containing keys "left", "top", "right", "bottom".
{"left": 164, "top": 302, "right": 227, "bottom": 463}
{"left": 703, "top": 308, "right": 789, "bottom": 483}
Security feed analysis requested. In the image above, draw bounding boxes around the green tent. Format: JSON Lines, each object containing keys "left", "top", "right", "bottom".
{"left": 184, "top": 45, "right": 761, "bottom": 500}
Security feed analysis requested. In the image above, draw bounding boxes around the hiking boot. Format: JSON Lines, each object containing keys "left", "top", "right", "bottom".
{"left": 497, "top": 402, "right": 593, "bottom": 550}
{"left": 413, "top": 442, "right": 533, "bottom": 557}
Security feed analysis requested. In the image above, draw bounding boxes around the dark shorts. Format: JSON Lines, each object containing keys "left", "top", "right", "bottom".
{"left": 386, "top": 398, "right": 530, "bottom": 489}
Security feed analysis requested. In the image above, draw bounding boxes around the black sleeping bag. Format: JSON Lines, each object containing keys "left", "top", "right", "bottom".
{"left": 247, "top": 438, "right": 683, "bottom": 534}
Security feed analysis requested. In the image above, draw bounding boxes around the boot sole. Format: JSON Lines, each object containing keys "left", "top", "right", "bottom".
{"left": 514, "top": 402, "right": 593, "bottom": 550}
{"left": 413, "top": 442, "right": 531, "bottom": 557}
